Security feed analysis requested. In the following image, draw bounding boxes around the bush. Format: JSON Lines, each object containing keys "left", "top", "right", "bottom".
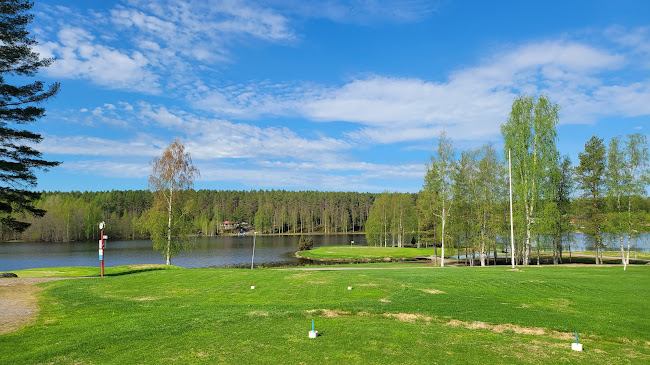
{"left": 297, "top": 236, "right": 314, "bottom": 251}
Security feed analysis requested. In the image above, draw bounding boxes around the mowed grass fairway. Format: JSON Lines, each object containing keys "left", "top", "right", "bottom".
{"left": 2, "top": 266, "right": 650, "bottom": 364}
{"left": 297, "top": 246, "right": 441, "bottom": 260}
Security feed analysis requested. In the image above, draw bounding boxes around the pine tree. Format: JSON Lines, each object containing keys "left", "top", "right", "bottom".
{"left": 0, "top": 0, "right": 60, "bottom": 233}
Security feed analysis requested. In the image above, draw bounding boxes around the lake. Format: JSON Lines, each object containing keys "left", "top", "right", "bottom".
{"left": 0, "top": 232, "right": 647, "bottom": 271}
{"left": 0, "top": 234, "right": 367, "bottom": 271}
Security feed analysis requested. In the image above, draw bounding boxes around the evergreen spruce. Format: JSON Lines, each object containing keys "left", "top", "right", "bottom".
{"left": 0, "top": 0, "right": 60, "bottom": 233}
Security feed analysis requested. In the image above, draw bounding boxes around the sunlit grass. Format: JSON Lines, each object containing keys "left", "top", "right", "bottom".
{"left": 1, "top": 265, "right": 649, "bottom": 364}
{"left": 2, "top": 264, "right": 179, "bottom": 277}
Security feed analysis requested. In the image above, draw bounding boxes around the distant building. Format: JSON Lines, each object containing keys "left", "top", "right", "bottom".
{"left": 221, "top": 221, "right": 235, "bottom": 230}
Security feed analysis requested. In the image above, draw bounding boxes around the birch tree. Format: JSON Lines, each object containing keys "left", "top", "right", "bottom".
{"left": 576, "top": 136, "right": 606, "bottom": 265}
{"left": 451, "top": 149, "right": 479, "bottom": 266}
{"left": 366, "top": 191, "right": 391, "bottom": 247}
{"left": 606, "top": 136, "right": 628, "bottom": 268}
{"left": 622, "top": 134, "right": 649, "bottom": 264}
{"left": 553, "top": 156, "right": 573, "bottom": 264}
{"left": 500, "top": 95, "right": 559, "bottom": 265}
{"left": 148, "top": 139, "right": 200, "bottom": 265}
{"left": 424, "top": 130, "right": 455, "bottom": 267}
{"left": 476, "top": 143, "right": 501, "bottom": 266}
{"left": 391, "top": 193, "right": 417, "bottom": 247}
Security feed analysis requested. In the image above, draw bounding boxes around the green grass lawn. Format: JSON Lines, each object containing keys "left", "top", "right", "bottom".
{"left": 573, "top": 251, "right": 650, "bottom": 260}
{"left": 297, "top": 246, "right": 441, "bottom": 260}
{"left": 298, "top": 246, "right": 650, "bottom": 264}
{"left": 2, "top": 265, "right": 649, "bottom": 364}
{"left": 2, "top": 264, "right": 179, "bottom": 278}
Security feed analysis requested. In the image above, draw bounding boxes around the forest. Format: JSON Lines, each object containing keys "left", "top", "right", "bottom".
{"left": 0, "top": 190, "right": 378, "bottom": 242}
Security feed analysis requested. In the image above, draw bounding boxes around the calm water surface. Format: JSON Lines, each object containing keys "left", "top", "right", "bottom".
{"left": 1, "top": 233, "right": 648, "bottom": 271}
{"left": 0, "top": 234, "right": 367, "bottom": 271}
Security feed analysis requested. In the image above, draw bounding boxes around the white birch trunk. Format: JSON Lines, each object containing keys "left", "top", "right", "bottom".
{"left": 441, "top": 207, "right": 446, "bottom": 268}
{"left": 166, "top": 186, "right": 173, "bottom": 266}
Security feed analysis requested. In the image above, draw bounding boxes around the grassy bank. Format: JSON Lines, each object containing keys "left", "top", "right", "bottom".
{"left": 297, "top": 246, "right": 650, "bottom": 264}
{"left": 2, "top": 265, "right": 649, "bottom": 364}
{"left": 296, "top": 246, "right": 440, "bottom": 261}
{"left": 1, "top": 264, "right": 179, "bottom": 278}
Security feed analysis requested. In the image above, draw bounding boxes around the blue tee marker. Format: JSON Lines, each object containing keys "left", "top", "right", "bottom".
{"left": 312, "top": 319, "right": 315, "bottom": 332}
{"left": 309, "top": 319, "right": 318, "bottom": 338}
{"left": 571, "top": 330, "right": 583, "bottom": 351}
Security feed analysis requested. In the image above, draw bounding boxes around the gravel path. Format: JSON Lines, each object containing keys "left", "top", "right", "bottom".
{"left": 0, "top": 277, "right": 73, "bottom": 334}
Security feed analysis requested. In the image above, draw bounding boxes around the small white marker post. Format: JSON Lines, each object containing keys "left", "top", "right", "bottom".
{"left": 348, "top": 281, "right": 352, "bottom": 290}
{"left": 251, "top": 281, "right": 255, "bottom": 290}
{"left": 571, "top": 331, "right": 583, "bottom": 351}
{"left": 308, "top": 319, "right": 318, "bottom": 338}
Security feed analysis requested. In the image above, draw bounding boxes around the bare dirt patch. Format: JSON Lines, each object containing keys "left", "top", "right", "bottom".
{"left": 383, "top": 313, "right": 432, "bottom": 323}
{"left": 0, "top": 277, "right": 73, "bottom": 334}
{"left": 307, "top": 280, "right": 329, "bottom": 285}
{"left": 445, "top": 319, "right": 573, "bottom": 340}
{"left": 379, "top": 297, "right": 391, "bottom": 303}
{"left": 288, "top": 272, "right": 311, "bottom": 279}
{"left": 124, "top": 264, "right": 168, "bottom": 270}
{"left": 357, "top": 283, "right": 378, "bottom": 287}
{"left": 305, "top": 309, "right": 350, "bottom": 318}
{"left": 132, "top": 297, "right": 159, "bottom": 301}
{"left": 546, "top": 297, "right": 573, "bottom": 311}
{"left": 418, "top": 288, "right": 445, "bottom": 294}
{"left": 248, "top": 311, "right": 269, "bottom": 316}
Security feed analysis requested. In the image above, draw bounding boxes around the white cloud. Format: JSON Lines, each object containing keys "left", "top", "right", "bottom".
{"left": 267, "top": 0, "right": 436, "bottom": 24}
{"left": 62, "top": 160, "right": 151, "bottom": 179}
{"left": 38, "top": 135, "right": 160, "bottom": 157}
{"left": 192, "top": 38, "right": 647, "bottom": 144}
{"left": 196, "top": 162, "right": 418, "bottom": 192}
{"left": 605, "top": 25, "right": 650, "bottom": 67}
{"left": 35, "top": 27, "right": 160, "bottom": 92}
{"left": 35, "top": 1, "right": 295, "bottom": 93}
{"left": 110, "top": 0, "right": 294, "bottom": 63}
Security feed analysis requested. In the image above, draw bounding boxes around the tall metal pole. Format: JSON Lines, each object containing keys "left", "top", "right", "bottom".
{"left": 101, "top": 228, "right": 104, "bottom": 277}
{"left": 509, "top": 149, "right": 516, "bottom": 268}
{"left": 99, "top": 221, "right": 105, "bottom": 277}
{"left": 251, "top": 232, "right": 257, "bottom": 269}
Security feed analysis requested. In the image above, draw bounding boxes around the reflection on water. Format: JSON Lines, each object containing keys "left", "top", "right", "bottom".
{"left": 0, "top": 234, "right": 366, "bottom": 271}
{"left": 0, "top": 233, "right": 647, "bottom": 271}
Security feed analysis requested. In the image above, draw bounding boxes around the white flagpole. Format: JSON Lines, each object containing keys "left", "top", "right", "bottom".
{"left": 509, "top": 149, "right": 515, "bottom": 268}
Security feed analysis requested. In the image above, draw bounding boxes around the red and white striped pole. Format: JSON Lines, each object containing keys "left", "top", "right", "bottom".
{"left": 99, "top": 221, "right": 105, "bottom": 277}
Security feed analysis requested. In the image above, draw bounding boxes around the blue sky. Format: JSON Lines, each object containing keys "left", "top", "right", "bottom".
{"left": 27, "top": 0, "right": 650, "bottom": 193}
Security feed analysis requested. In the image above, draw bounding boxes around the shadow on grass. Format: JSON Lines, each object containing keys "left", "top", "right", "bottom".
{"left": 103, "top": 265, "right": 179, "bottom": 277}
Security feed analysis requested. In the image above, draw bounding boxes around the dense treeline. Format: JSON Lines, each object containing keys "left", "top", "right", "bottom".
{"left": 364, "top": 95, "right": 650, "bottom": 267}
{"left": 0, "top": 190, "right": 377, "bottom": 242}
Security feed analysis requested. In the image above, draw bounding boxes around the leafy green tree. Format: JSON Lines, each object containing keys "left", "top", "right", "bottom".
{"left": 415, "top": 189, "right": 436, "bottom": 246}
{"left": 0, "top": 0, "right": 60, "bottom": 235}
{"left": 553, "top": 156, "right": 573, "bottom": 264}
{"left": 147, "top": 139, "right": 200, "bottom": 265}
{"left": 390, "top": 192, "right": 417, "bottom": 247}
{"left": 476, "top": 143, "right": 502, "bottom": 266}
{"left": 500, "top": 94, "right": 559, "bottom": 265}
{"left": 606, "top": 136, "right": 628, "bottom": 267}
{"left": 366, "top": 191, "right": 391, "bottom": 247}
{"left": 576, "top": 136, "right": 606, "bottom": 265}
{"left": 622, "top": 134, "right": 649, "bottom": 264}
{"left": 297, "top": 235, "right": 314, "bottom": 251}
{"left": 424, "top": 130, "right": 455, "bottom": 267}
{"left": 451, "top": 149, "right": 479, "bottom": 265}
